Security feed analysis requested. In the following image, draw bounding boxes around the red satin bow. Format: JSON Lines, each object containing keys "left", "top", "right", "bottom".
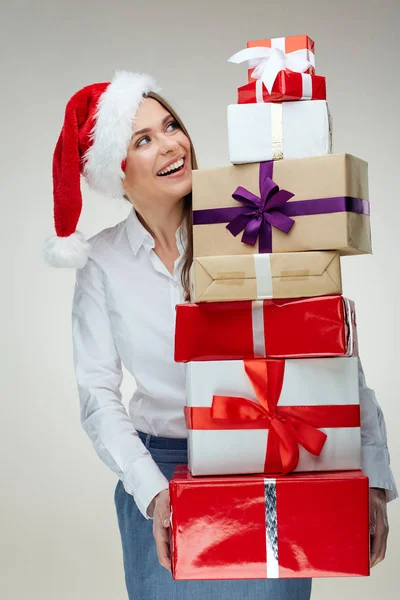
{"left": 184, "top": 359, "right": 360, "bottom": 474}
{"left": 214, "top": 360, "right": 327, "bottom": 473}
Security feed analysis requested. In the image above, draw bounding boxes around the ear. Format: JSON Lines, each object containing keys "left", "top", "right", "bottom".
{"left": 121, "top": 169, "right": 128, "bottom": 196}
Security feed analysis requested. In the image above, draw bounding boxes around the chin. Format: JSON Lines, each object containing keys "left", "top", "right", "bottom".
{"left": 161, "top": 175, "right": 192, "bottom": 199}
{"left": 180, "top": 178, "right": 193, "bottom": 197}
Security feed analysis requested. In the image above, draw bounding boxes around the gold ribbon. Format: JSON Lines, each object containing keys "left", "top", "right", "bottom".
{"left": 327, "top": 105, "right": 333, "bottom": 153}
{"left": 271, "top": 103, "right": 283, "bottom": 160}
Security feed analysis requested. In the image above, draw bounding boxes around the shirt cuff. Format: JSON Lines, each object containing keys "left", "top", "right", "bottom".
{"left": 122, "top": 454, "right": 170, "bottom": 519}
{"left": 362, "top": 444, "right": 398, "bottom": 503}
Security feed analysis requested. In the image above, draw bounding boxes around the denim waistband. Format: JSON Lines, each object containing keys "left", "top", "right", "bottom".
{"left": 137, "top": 429, "right": 188, "bottom": 451}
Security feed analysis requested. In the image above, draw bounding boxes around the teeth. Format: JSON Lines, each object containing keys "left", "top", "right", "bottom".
{"left": 157, "top": 157, "right": 184, "bottom": 175}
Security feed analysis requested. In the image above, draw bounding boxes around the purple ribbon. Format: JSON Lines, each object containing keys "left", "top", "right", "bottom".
{"left": 193, "top": 161, "right": 370, "bottom": 253}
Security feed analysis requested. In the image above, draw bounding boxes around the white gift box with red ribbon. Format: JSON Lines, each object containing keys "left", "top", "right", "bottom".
{"left": 184, "top": 357, "right": 361, "bottom": 476}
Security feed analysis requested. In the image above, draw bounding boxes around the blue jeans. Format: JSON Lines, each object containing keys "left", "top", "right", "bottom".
{"left": 114, "top": 430, "right": 312, "bottom": 600}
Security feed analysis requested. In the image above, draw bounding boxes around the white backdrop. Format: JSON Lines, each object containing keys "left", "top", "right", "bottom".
{"left": 1, "top": 0, "right": 399, "bottom": 598}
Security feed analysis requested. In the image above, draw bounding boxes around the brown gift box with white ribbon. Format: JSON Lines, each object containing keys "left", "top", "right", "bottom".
{"left": 190, "top": 251, "right": 341, "bottom": 303}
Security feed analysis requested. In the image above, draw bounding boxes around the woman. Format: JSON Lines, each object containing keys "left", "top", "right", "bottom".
{"left": 44, "top": 71, "right": 397, "bottom": 599}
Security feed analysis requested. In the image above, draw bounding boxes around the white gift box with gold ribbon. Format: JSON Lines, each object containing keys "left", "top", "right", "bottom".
{"left": 227, "top": 100, "right": 332, "bottom": 164}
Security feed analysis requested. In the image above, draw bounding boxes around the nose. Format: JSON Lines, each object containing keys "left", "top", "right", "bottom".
{"left": 159, "top": 133, "right": 180, "bottom": 154}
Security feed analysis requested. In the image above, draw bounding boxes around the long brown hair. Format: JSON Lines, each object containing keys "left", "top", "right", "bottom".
{"left": 136, "top": 91, "right": 198, "bottom": 301}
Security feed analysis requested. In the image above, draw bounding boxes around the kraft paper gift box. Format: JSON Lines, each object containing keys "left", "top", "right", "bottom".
{"left": 227, "top": 100, "right": 331, "bottom": 163}
{"left": 174, "top": 295, "right": 358, "bottom": 362}
{"left": 190, "top": 250, "right": 342, "bottom": 303}
{"left": 169, "top": 469, "right": 370, "bottom": 580}
{"left": 192, "top": 154, "right": 371, "bottom": 257}
{"left": 237, "top": 71, "right": 326, "bottom": 103}
{"left": 184, "top": 357, "right": 361, "bottom": 476}
{"left": 242, "top": 35, "right": 316, "bottom": 83}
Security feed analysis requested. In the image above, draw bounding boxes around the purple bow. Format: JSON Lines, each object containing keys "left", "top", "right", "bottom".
{"left": 226, "top": 162, "right": 295, "bottom": 253}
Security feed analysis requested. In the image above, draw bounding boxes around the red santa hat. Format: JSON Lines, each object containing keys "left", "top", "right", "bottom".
{"left": 43, "top": 70, "right": 160, "bottom": 268}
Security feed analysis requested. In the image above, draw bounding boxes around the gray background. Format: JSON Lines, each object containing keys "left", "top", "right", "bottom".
{"left": 1, "top": 0, "right": 399, "bottom": 598}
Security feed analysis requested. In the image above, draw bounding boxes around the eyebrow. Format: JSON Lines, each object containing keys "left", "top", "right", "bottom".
{"left": 131, "top": 114, "right": 173, "bottom": 139}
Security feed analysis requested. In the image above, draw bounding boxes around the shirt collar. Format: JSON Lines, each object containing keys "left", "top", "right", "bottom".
{"left": 125, "top": 207, "right": 188, "bottom": 257}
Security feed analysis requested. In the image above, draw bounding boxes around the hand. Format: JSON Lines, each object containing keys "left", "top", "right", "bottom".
{"left": 369, "top": 488, "right": 389, "bottom": 568}
{"left": 150, "top": 489, "right": 172, "bottom": 573}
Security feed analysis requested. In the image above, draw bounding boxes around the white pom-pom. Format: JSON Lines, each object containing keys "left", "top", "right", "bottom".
{"left": 42, "top": 231, "right": 91, "bottom": 268}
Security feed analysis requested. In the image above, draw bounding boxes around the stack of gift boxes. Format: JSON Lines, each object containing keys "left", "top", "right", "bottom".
{"left": 171, "top": 35, "right": 371, "bottom": 580}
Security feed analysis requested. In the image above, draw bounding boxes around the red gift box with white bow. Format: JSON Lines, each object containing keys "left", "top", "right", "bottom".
{"left": 237, "top": 71, "right": 327, "bottom": 103}
{"left": 229, "top": 34, "right": 316, "bottom": 85}
{"left": 228, "top": 34, "right": 316, "bottom": 95}
{"left": 169, "top": 468, "right": 370, "bottom": 579}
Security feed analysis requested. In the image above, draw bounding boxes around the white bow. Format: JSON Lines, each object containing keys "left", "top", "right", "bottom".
{"left": 228, "top": 46, "right": 315, "bottom": 94}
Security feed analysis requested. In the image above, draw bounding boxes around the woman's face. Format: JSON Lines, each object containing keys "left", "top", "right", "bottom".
{"left": 122, "top": 98, "right": 192, "bottom": 206}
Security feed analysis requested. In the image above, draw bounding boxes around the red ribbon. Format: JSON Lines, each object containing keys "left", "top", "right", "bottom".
{"left": 184, "top": 359, "right": 360, "bottom": 474}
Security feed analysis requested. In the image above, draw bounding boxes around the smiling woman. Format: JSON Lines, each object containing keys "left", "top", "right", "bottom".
{"left": 43, "top": 70, "right": 313, "bottom": 600}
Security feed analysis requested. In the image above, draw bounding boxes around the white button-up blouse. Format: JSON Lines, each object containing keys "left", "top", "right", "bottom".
{"left": 71, "top": 207, "right": 398, "bottom": 519}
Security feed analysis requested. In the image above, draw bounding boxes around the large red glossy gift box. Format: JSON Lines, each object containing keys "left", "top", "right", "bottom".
{"left": 174, "top": 295, "right": 357, "bottom": 362}
{"left": 184, "top": 357, "right": 361, "bottom": 476}
{"left": 170, "top": 468, "right": 370, "bottom": 580}
{"left": 237, "top": 71, "right": 326, "bottom": 103}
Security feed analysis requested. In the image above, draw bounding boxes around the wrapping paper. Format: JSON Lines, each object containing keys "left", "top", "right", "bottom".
{"left": 190, "top": 251, "right": 342, "bottom": 303}
{"left": 227, "top": 100, "right": 331, "bottom": 163}
{"left": 246, "top": 35, "right": 316, "bottom": 83}
{"left": 192, "top": 154, "right": 371, "bottom": 256}
{"left": 170, "top": 469, "right": 369, "bottom": 580}
{"left": 237, "top": 71, "right": 326, "bottom": 103}
{"left": 184, "top": 357, "right": 361, "bottom": 476}
{"left": 175, "top": 295, "right": 358, "bottom": 362}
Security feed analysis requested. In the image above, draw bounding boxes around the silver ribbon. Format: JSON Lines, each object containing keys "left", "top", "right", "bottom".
{"left": 264, "top": 478, "right": 279, "bottom": 578}
{"left": 251, "top": 300, "right": 266, "bottom": 357}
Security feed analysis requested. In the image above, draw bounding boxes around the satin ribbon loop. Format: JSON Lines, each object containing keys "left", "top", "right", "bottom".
{"left": 227, "top": 162, "right": 295, "bottom": 252}
{"left": 228, "top": 46, "right": 314, "bottom": 93}
{"left": 210, "top": 359, "right": 328, "bottom": 474}
{"left": 277, "top": 414, "right": 327, "bottom": 473}
{"left": 268, "top": 416, "right": 300, "bottom": 474}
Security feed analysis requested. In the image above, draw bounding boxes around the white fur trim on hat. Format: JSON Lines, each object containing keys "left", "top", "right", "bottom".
{"left": 82, "top": 71, "right": 161, "bottom": 198}
{"left": 42, "top": 231, "right": 91, "bottom": 268}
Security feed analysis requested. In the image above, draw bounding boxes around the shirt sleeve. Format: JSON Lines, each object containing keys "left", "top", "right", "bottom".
{"left": 358, "top": 357, "right": 398, "bottom": 502}
{"left": 71, "top": 256, "right": 169, "bottom": 519}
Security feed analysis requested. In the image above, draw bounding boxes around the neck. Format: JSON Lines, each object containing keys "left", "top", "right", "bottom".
{"left": 133, "top": 199, "right": 185, "bottom": 250}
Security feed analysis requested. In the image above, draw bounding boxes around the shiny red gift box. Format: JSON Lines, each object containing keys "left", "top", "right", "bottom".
{"left": 247, "top": 35, "right": 315, "bottom": 83}
{"left": 169, "top": 468, "right": 370, "bottom": 580}
{"left": 174, "top": 295, "right": 357, "bottom": 362}
{"left": 237, "top": 71, "right": 326, "bottom": 103}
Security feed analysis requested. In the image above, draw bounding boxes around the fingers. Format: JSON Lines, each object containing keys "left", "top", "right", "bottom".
{"left": 154, "top": 526, "right": 172, "bottom": 572}
{"left": 370, "top": 511, "right": 389, "bottom": 568}
{"left": 370, "top": 532, "right": 388, "bottom": 567}
{"left": 153, "top": 492, "right": 172, "bottom": 573}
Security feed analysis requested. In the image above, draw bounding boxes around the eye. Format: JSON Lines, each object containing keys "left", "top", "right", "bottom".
{"left": 135, "top": 120, "right": 180, "bottom": 148}
{"left": 166, "top": 119, "right": 180, "bottom": 131}
{"left": 136, "top": 135, "right": 150, "bottom": 147}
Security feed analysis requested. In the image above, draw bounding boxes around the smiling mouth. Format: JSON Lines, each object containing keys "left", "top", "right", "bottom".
{"left": 157, "top": 157, "right": 186, "bottom": 176}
